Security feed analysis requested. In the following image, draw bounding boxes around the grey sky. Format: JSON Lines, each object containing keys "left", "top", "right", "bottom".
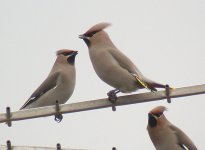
{"left": 0, "top": 0, "right": 205, "bottom": 149}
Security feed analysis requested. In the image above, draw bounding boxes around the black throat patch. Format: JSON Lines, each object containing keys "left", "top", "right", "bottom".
{"left": 83, "top": 38, "right": 91, "bottom": 47}
{"left": 67, "top": 55, "right": 76, "bottom": 65}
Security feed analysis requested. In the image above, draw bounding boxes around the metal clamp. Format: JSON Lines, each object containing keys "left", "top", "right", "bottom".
{"left": 112, "top": 104, "right": 116, "bottom": 112}
{"left": 55, "top": 100, "right": 60, "bottom": 113}
{"left": 165, "top": 84, "right": 171, "bottom": 103}
{"left": 54, "top": 100, "right": 63, "bottom": 122}
{"left": 56, "top": 143, "right": 61, "bottom": 150}
{"left": 6, "top": 107, "right": 12, "bottom": 127}
{"left": 7, "top": 140, "right": 11, "bottom": 150}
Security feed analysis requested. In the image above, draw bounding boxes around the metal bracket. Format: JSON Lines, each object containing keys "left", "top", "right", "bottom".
{"left": 55, "top": 100, "right": 60, "bottom": 113}
{"left": 111, "top": 104, "right": 116, "bottom": 112}
{"left": 56, "top": 143, "right": 61, "bottom": 150}
{"left": 54, "top": 100, "right": 63, "bottom": 122}
{"left": 7, "top": 140, "right": 11, "bottom": 150}
{"left": 165, "top": 84, "right": 171, "bottom": 103}
{"left": 6, "top": 107, "right": 12, "bottom": 127}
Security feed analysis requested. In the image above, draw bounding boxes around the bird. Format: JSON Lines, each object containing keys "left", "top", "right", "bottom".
{"left": 79, "top": 22, "right": 169, "bottom": 102}
{"left": 147, "top": 106, "right": 197, "bottom": 150}
{"left": 20, "top": 49, "right": 78, "bottom": 122}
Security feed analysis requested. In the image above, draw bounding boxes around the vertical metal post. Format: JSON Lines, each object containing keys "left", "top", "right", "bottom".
{"left": 6, "top": 107, "right": 12, "bottom": 127}
{"left": 165, "top": 84, "right": 171, "bottom": 103}
{"left": 56, "top": 143, "right": 61, "bottom": 150}
{"left": 6, "top": 140, "right": 11, "bottom": 150}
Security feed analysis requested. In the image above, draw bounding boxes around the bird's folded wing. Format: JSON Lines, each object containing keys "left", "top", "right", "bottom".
{"left": 170, "top": 125, "right": 198, "bottom": 150}
{"left": 108, "top": 49, "right": 141, "bottom": 74}
{"left": 20, "top": 72, "right": 60, "bottom": 110}
{"left": 109, "top": 49, "right": 157, "bottom": 92}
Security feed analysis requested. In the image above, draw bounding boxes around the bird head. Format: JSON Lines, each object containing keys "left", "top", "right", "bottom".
{"left": 79, "top": 22, "right": 111, "bottom": 47}
{"left": 148, "top": 106, "right": 167, "bottom": 127}
{"left": 56, "top": 49, "right": 78, "bottom": 65}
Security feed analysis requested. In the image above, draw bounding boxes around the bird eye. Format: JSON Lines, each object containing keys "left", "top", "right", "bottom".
{"left": 155, "top": 114, "right": 161, "bottom": 117}
{"left": 62, "top": 51, "right": 73, "bottom": 56}
{"left": 155, "top": 113, "right": 163, "bottom": 117}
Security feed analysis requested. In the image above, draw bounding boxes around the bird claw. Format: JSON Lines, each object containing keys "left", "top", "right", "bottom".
{"left": 107, "top": 90, "right": 119, "bottom": 112}
{"left": 54, "top": 114, "right": 63, "bottom": 123}
{"left": 107, "top": 90, "right": 118, "bottom": 103}
{"left": 107, "top": 89, "right": 120, "bottom": 112}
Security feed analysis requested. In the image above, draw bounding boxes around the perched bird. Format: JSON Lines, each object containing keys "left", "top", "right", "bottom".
{"left": 147, "top": 106, "right": 197, "bottom": 150}
{"left": 79, "top": 22, "right": 167, "bottom": 102}
{"left": 20, "top": 49, "right": 78, "bottom": 122}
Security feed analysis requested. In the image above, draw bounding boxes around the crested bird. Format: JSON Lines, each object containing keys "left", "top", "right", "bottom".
{"left": 79, "top": 22, "right": 168, "bottom": 102}
{"left": 20, "top": 49, "right": 78, "bottom": 122}
{"left": 147, "top": 106, "right": 197, "bottom": 150}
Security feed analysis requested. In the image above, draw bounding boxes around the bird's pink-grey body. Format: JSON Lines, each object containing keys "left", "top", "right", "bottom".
{"left": 147, "top": 106, "right": 197, "bottom": 150}
{"left": 20, "top": 49, "right": 77, "bottom": 114}
{"left": 79, "top": 22, "right": 166, "bottom": 100}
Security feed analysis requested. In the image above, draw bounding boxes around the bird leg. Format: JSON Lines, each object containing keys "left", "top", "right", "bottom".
{"left": 107, "top": 89, "right": 120, "bottom": 112}
{"left": 107, "top": 89, "right": 120, "bottom": 103}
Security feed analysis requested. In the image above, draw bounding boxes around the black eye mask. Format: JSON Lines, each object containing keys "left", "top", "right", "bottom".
{"left": 148, "top": 113, "right": 157, "bottom": 127}
{"left": 62, "top": 51, "right": 74, "bottom": 56}
{"left": 84, "top": 31, "right": 98, "bottom": 37}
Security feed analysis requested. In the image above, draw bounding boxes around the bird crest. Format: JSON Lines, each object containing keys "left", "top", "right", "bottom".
{"left": 150, "top": 106, "right": 167, "bottom": 115}
{"left": 83, "top": 22, "right": 111, "bottom": 36}
{"left": 56, "top": 49, "right": 76, "bottom": 55}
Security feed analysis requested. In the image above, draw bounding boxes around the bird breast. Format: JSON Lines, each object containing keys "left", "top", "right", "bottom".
{"left": 148, "top": 125, "right": 181, "bottom": 150}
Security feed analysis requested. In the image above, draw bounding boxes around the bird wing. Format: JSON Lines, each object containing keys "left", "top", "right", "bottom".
{"left": 108, "top": 49, "right": 141, "bottom": 74}
{"left": 169, "top": 124, "right": 198, "bottom": 150}
{"left": 20, "top": 72, "right": 60, "bottom": 110}
{"left": 109, "top": 49, "right": 157, "bottom": 91}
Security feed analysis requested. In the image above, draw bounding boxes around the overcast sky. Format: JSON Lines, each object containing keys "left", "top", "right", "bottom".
{"left": 0, "top": 0, "right": 205, "bottom": 149}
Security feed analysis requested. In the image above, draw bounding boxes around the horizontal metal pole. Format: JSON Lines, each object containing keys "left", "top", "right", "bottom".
{"left": 0, "top": 145, "right": 85, "bottom": 150}
{"left": 0, "top": 84, "right": 205, "bottom": 124}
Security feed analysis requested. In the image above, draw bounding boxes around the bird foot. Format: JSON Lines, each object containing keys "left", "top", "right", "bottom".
{"left": 54, "top": 114, "right": 63, "bottom": 123}
{"left": 107, "top": 89, "right": 120, "bottom": 112}
{"left": 107, "top": 90, "right": 118, "bottom": 103}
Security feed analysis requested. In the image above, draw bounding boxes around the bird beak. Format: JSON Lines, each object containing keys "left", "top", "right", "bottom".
{"left": 78, "top": 34, "right": 88, "bottom": 40}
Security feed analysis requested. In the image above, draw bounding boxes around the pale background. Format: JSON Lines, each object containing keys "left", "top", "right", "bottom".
{"left": 0, "top": 0, "right": 205, "bottom": 149}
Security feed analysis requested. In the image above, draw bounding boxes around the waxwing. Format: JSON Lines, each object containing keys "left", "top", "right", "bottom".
{"left": 147, "top": 106, "right": 197, "bottom": 150}
{"left": 20, "top": 49, "right": 78, "bottom": 122}
{"left": 79, "top": 23, "right": 167, "bottom": 102}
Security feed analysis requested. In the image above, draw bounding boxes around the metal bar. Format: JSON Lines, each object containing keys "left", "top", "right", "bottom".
{"left": 0, "top": 145, "right": 86, "bottom": 150}
{"left": 0, "top": 84, "right": 205, "bottom": 124}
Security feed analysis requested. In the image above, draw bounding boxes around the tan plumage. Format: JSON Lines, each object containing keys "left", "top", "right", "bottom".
{"left": 147, "top": 106, "right": 197, "bottom": 150}
{"left": 20, "top": 49, "right": 77, "bottom": 110}
{"left": 79, "top": 22, "right": 166, "bottom": 98}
